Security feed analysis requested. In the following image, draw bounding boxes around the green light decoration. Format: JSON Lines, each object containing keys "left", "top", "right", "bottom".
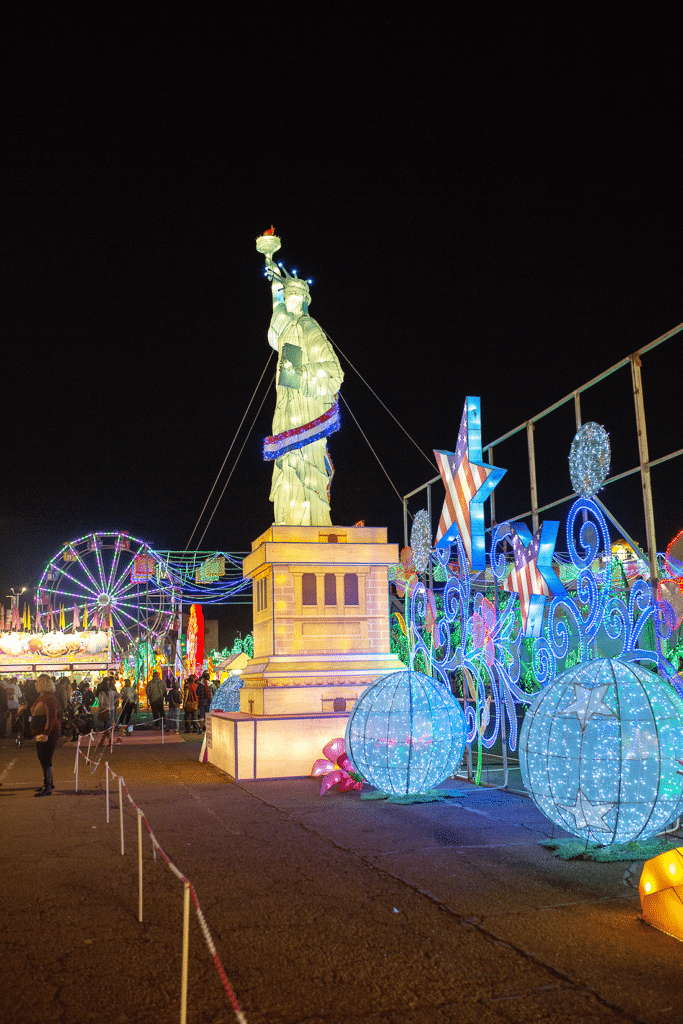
{"left": 208, "top": 633, "right": 254, "bottom": 666}
{"left": 569, "top": 422, "right": 610, "bottom": 497}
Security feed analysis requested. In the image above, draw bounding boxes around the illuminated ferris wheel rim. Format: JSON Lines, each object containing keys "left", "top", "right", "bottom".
{"left": 37, "top": 531, "right": 176, "bottom": 652}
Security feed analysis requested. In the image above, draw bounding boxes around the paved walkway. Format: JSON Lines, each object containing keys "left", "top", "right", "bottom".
{"left": 1, "top": 732, "right": 681, "bottom": 1024}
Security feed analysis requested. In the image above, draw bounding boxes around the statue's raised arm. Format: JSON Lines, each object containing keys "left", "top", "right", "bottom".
{"left": 256, "top": 230, "right": 344, "bottom": 527}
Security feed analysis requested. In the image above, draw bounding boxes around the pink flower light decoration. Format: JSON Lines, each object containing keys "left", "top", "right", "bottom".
{"left": 424, "top": 588, "right": 443, "bottom": 647}
{"left": 472, "top": 596, "right": 496, "bottom": 667}
{"left": 311, "top": 737, "right": 364, "bottom": 795}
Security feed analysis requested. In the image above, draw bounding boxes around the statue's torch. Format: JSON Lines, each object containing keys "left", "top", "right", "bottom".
{"left": 256, "top": 226, "right": 282, "bottom": 274}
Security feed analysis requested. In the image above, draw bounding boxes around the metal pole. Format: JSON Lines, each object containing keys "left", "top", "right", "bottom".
{"left": 427, "top": 483, "right": 433, "bottom": 592}
{"left": 403, "top": 496, "right": 408, "bottom": 550}
{"left": 630, "top": 354, "right": 658, "bottom": 587}
{"left": 74, "top": 737, "right": 80, "bottom": 792}
{"left": 119, "top": 776, "right": 125, "bottom": 855}
{"left": 180, "top": 882, "right": 190, "bottom": 1024}
{"left": 574, "top": 391, "right": 582, "bottom": 431}
{"left": 499, "top": 688, "right": 508, "bottom": 789}
{"left": 526, "top": 422, "right": 539, "bottom": 534}
{"left": 137, "top": 808, "right": 144, "bottom": 923}
{"left": 488, "top": 446, "right": 497, "bottom": 530}
{"left": 105, "top": 762, "right": 110, "bottom": 823}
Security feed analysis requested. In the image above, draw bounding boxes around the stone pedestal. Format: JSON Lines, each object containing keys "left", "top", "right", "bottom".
{"left": 206, "top": 525, "right": 405, "bottom": 780}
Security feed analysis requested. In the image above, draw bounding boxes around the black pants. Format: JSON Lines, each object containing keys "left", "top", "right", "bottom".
{"left": 36, "top": 731, "right": 58, "bottom": 785}
{"left": 120, "top": 700, "right": 135, "bottom": 725}
{"left": 150, "top": 699, "right": 165, "bottom": 726}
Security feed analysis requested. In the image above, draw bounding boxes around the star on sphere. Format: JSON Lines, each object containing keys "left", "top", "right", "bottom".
{"left": 562, "top": 683, "right": 615, "bottom": 731}
{"left": 558, "top": 788, "right": 615, "bottom": 833}
{"left": 434, "top": 397, "right": 506, "bottom": 570}
{"left": 501, "top": 521, "right": 567, "bottom": 637}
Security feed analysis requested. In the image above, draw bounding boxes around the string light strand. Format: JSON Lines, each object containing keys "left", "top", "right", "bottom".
{"left": 185, "top": 351, "right": 274, "bottom": 551}
{"left": 326, "top": 333, "right": 438, "bottom": 472}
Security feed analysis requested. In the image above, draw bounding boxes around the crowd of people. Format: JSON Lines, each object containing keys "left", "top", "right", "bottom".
{"left": 0, "top": 670, "right": 221, "bottom": 797}
{"left": 0, "top": 669, "right": 220, "bottom": 743}
{"left": 145, "top": 669, "right": 217, "bottom": 733}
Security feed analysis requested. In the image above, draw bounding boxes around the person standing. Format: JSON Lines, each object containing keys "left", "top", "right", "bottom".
{"left": 146, "top": 671, "right": 166, "bottom": 728}
{"left": 94, "top": 680, "right": 111, "bottom": 731}
{"left": 183, "top": 675, "right": 200, "bottom": 733}
{"left": 5, "top": 676, "right": 20, "bottom": 735}
{"left": 55, "top": 677, "right": 71, "bottom": 736}
{"left": 108, "top": 677, "right": 119, "bottom": 725}
{"left": 24, "top": 675, "right": 60, "bottom": 796}
{"left": 119, "top": 678, "right": 136, "bottom": 728}
{"left": 167, "top": 679, "right": 182, "bottom": 733}
{"left": 0, "top": 679, "right": 7, "bottom": 738}
{"left": 198, "top": 670, "right": 211, "bottom": 730}
{"left": 80, "top": 680, "right": 95, "bottom": 712}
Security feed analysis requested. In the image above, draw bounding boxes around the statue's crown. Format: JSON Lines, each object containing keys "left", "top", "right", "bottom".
{"left": 272, "top": 261, "right": 312, "bottom": 302}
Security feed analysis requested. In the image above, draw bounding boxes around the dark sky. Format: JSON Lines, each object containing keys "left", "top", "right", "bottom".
{"left": 2, "top": 11, "right": 681, "bottom": 635}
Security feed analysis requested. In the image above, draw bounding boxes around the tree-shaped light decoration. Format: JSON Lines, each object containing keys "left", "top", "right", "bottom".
{"left": 569, "top": 422, "right": 610, "bottom": 497}
{"left": 410, "top": 509, "right": 432, "bottom": 575}
{"left": 520, "top": 658, "right": 683, "bottom": 845}
{"left": 209, "top": 677, "right": 243, "bottom": 713}
{"left": 345, "top": 670, "right": 467, "bottom": 795}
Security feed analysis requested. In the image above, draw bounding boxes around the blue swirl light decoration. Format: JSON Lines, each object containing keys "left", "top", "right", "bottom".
{"left": 408, "top": 495, "right": 680, "bottom": 759}
{"left": 409, "top": 535, "right": 526, "bottom": 753}
{"left": 517, "top": 498, "right": 679, "bottom": 695}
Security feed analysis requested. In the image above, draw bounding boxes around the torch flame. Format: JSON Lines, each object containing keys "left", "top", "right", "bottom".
{"left": 263, "top": 225, "right": 275, "bottom": 235}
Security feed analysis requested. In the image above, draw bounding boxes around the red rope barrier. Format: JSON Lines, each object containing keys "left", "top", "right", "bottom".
{"left": 79, "top": 751, "right": 247, "bottom": 1021}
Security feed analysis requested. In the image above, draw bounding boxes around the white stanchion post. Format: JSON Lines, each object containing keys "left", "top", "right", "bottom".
{"left": 105, "top": 763, "right": 110, "bottom": 823}
{"left": 119, "top": 776, "right": 125, "bottom": 855}
{"left": 87, "top": 730, "right": 93, "bottom": 762}
{"left": 180, "top": 882, "right": 190, "bottom": 1024}
{"left": 74, "top": 739, "right": 80, "bottom": 793}
{"left": 162, "top": 714, "right": 164, "bottom": 745}
{"left": 137, "top": 808, "right": 144, "bottom": 923}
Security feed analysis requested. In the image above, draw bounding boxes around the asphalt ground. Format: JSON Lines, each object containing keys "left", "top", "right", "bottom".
{"left": 1, "top": 731, "right": 682, "bottom": 1024}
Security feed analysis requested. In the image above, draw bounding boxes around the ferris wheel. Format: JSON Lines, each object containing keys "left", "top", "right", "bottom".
{"left": 37, "top": 532, "right": 177, "bottom": 656}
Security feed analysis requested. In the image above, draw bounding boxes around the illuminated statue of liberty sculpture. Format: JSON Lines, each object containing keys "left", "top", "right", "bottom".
{"left": 256, "top": 230, "right": 344, "bottom": 526}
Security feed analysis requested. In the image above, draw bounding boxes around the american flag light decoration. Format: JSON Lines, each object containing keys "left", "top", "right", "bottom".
{"left": 502, "top": 521, "right": 567, "bottom": 637}
{"left": 434, "top": 397, "right": 506, "bottom": 569}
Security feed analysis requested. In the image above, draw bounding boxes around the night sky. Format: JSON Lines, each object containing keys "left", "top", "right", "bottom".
{"left": 2, "top": 12, "right": 681, "bottom": 638}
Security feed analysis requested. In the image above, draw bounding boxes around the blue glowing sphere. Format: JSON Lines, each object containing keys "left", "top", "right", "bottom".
{"left": 520, "top": 658, "right": 683, "bottom": 845}
{"left": 345, "top": 670, "right": 467, "bottom": 795}
{"left": 209, "top": 678, "right": 242, "bottom": 713}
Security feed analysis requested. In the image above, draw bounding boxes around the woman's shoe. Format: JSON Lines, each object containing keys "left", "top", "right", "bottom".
{"left": 34, "top": 787, "right": 51, "bottom": 797}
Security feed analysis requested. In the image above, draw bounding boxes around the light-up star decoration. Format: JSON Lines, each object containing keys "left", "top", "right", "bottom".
{"left": 558, "top": 789, "right": 615, "bottom": 833}
{"left": 502, "top": 522, "right": 567, "bottom": 637}
{"left": 434, "top": 397, "right": 506, "bottom": 570}
{"left": 562, "top": 683, "right": 615, "bottom": 731}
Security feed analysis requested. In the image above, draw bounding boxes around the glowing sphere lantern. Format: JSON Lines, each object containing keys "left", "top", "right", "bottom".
{"left": 345, "top": 670, "right": 467, "bottom": 795}
{"left": 520, "top": 659, "right": 683, "bottom": 845}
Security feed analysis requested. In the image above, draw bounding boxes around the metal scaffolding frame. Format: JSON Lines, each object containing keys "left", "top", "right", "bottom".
{"left": 403, "top": 322, "right": 683, "bottom": 587}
